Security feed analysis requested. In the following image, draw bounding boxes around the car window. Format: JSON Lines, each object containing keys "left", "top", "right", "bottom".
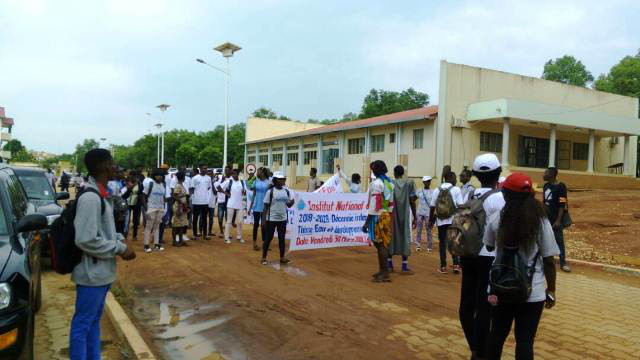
{"left": 4, "top": 173, "right": 28, "bottom": 219}
{"left": 17, "top": 174, "right": 55, "bottom": 201}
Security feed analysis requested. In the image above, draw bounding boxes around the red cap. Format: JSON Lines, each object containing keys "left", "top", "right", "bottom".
{"left": 501, "top": 173, "right": 534, "bottom": 193}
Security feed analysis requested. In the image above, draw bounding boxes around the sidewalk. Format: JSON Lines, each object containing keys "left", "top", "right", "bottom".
{"left": 34, "top": 270, "right": 126, "bottom": 360}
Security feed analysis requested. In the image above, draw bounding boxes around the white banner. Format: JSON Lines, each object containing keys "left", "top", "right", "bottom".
{"left": 290, "top": 192, "right": 370, "bottom": 251}
{"left": 314, "top": 173, "right": 343, "bottom": 194}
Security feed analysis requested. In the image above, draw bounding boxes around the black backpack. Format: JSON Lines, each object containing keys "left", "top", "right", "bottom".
{"left": 49, "top": 188, "right": 105, "bottom": 274}
{"left": 489, "top": 246, "right": 540, "bottom": 303}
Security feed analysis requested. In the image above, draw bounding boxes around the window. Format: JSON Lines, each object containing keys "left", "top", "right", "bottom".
{"left": 348, "top": 138, "right": 365, "bottom": 154}
{"left": 259, "top": 148, "right": 268, "bottom": 153}
{"left": 258, "top": 155, "right": 268, "bottom": 165}
{"left": 370, "top": 135, "right": 385, "bottom": 153}
{"left": 304, "top": 143, "right": 317, "bottom": 149}
{"left": 4, "top": 172, "right": 27, "bottom": 220}
{"left": 413, "top": 129, "right": 424, "bottom": 149}
{"left": 287, "top": 145, "right": 299, "bottom": 151}
{"left": 272, "top": 147, "right": 283, "bottom": 152}
{"left": 272, "top": 153, "right": 283, "bottom": 165}
{"left": 389, "top": 133, "right": 396, "bottom": 144}
{"left": 480, "top": 132, "right": 502, "bottom": 153}
{"left": 304, "top": 151, "right": 317, "bottom": 165}
{"left": 323, "top": 149, "right": 340, "bottom": 174}
{"left": 287, "top": 153, "right": 298, "bottom": 165}
{"left": 247, "top": 156, "right": 256, "bottom": 164}
{"left": 573, "top": 143, "right": 589, "bottom": 160}
{"left": 322, "top": 140, "right": 338, "bottom": 146}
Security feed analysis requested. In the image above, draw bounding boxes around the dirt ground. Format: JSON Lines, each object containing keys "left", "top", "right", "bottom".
{"left": 561, "top": 189, "right": 640, "bottom": 268}
{"left": 113, "top": 189, "right": 640, "bottom": 359}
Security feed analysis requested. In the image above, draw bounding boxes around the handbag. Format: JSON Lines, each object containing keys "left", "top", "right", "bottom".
{"left": 561, "top": 211, "right": 572, "bottom": 228}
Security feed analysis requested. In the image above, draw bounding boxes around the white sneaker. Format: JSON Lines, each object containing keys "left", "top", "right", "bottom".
{"left": 183, "top": 235, "right": 190, "bottom": 241}
{"left": 154, "top": 244, "right": 165, "bottom": 252}
{"left": 238, "top": 238, "right": 245, "bottom": 243}
{"left": 144, "top": 246, "right": 152, "bottom": 253}
{"left": 224, "top": 239, "right": 231, "bottom": 244}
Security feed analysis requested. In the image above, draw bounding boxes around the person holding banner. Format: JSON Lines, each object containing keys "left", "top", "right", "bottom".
{"left": 388, "top": 165, "right": 417, "bottom": 275}
{"left": 337, "top": 164, "right": 362, "bottom": 193}
{"left": 249, "top": 168, "right": 270, "bottom": 251}
{"left": 361, "top": 160, "right": 395, "bottom": 283}
{"left": 262, "top": 171, "right": 294, "bottom": 265}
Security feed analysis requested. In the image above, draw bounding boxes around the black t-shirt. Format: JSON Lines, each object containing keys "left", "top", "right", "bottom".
{"left": 543, "top": 182, "right": 567, "bottom": 223}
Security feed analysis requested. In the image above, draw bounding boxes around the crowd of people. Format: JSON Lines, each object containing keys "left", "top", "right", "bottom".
{"left": 67, "top": 147, "right": 568, "bottom": 360}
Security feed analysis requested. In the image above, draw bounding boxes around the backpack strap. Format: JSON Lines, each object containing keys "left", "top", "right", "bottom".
{"left": 478, "top": 188, "right": 500, "bottom": 202}
{"left": 79, "top": 188, "right": 105, "bottom": 215}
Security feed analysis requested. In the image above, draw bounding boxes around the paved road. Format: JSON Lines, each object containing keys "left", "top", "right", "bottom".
{"left": 34, "top": 270, "right": 125, "bottom": 360}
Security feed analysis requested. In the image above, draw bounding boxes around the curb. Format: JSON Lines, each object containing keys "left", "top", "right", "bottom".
{"left": 105, "top": 292, "right": 157, "bottom": 359}
{"left": 566, "top": 258, "right": 640, "bottom": 277}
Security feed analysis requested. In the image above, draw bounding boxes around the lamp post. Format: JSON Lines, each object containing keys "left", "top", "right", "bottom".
{"left": 196, "top": 41, "right": 241, "bottom": 168}
{"left": 154, "top": 123, "right": 162, "bottom": 168}
{"left": 155, "top": 104, "right": 170, "bottom": 166}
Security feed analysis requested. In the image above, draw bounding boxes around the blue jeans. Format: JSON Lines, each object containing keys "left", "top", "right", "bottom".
{"left": 70, "top": 284, "right": 111, "bottom": 360}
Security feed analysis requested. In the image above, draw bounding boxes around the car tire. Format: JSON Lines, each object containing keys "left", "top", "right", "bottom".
{"left": 19, "top": 310, "right": 34, "bottom": 360}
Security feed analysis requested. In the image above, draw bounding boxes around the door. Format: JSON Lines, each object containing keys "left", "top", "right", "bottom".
{"left": 322, "top": 149, "right": 339, "bottom": 174}
{"left": 518, "top": 136, "right": 549, "bottom": 168}
{"left": 556, "top": 140, "right": 571, "bottom": 170}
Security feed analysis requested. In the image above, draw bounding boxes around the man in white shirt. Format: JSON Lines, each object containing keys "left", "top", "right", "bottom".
{"left": 459, "top": 153, "right": 505, "bottom": 360}
{"left": 460, "top": 169, "right": 476, "bottom": 203}
{"left": 220, "top": 168, "right": 246, "bottom": 244}
{"left": 214, "top": 169, "right": 229, "bottom": 238}
{"left": 190, "top": 166, "right": 212, "bottom": 239}
{"left": 429, "top": 171, "right": 464, "bottom": 274}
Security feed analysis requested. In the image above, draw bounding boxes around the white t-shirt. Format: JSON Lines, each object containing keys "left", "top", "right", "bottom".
{"left": 221, "top": 178, "right": 245, "bottom": 210}
{"left": 164, "top": 174, "right": 174, "bottom": 198}
{"left": 417, "top": 188, "right": 432, "bottom": 216}
{"left": 471, "top": 188, "right": 505, "bottom": 257}
{"left": 429, "top": 183, "right": 464, "bottom": 226}
{"left": 215, "top": 177, "right": 227, "bottom": 204}
{"left": 144, "top": 181, "right": 166, "bottom": 210}
{"left": 264, "top": 187, "right": 293, "bottom": 221}
{"left": 143, "top": 177, "right": 153, "bottom": 190}
{"left": 190, "top": 174, "right": 212, "bottom": 205}
{"left": 484, "top": 215, "right": 560, "bottom": 302}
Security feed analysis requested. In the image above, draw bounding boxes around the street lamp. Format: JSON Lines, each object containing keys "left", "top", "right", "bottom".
{"left": 196, "top": 41, "right": 241, "bottom": 168}
{"left": 154, "top": 123, "right": 162, "bottom": 168}
{"left": 155, "top": 104, "right": 170, "bottom": 166}
{"left": 100, "top": 138, "right": 107, "bottom": 148}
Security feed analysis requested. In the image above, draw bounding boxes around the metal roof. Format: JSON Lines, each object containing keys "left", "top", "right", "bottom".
{"left": 244, "top": 106, "right": 438, "bottom": 145}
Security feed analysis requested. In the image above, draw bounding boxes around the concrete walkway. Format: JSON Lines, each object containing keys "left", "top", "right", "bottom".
{"left": 34, "top": 270, "right": 125, "bottom": 360}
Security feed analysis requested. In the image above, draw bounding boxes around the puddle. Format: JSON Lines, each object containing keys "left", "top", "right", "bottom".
{"left": 269, "top": 263, "right": 308, "bottom": 277}
{"left": 144, "top": 299, "right": 244, "bottom": 360}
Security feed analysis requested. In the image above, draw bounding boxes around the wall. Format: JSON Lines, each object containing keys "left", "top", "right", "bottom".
{"left": 245, "top": 117, "right": 323, "bottom": 143}
{"left": 439, "top": 61, "right": 639, "bottom": 177}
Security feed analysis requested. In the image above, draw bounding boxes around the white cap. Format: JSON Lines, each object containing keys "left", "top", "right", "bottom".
{"left": 273, "top": 171, "right": 286, "bottom": 179}
{"left": 422, "top": 176, "right": 433, "bottom": 182}
{"left": 473, "top": 153, "right": 501, "bottom": 173}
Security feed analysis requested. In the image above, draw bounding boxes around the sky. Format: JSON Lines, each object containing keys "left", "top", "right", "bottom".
{"left": 1, "top": 0, "right": 639, "bottom": 154}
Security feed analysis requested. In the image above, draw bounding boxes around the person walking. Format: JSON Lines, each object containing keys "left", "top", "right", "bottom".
{"left": 459, "top": 154, "right": 505, "bottom": 360}
{"left": 191, "top": 166, "right": 212, "bottom": 239}
{"left": 171, "top": 171, "right": 190, "bottom": 247}
{"left": 220, "top": 168, "right": 246, "bottom": 244}
{"left": 415, "top": 176, "right": 433, "bottom": 252}
{"left": 61, "top": 171, "right": 70, "bottom": 192}
{"left": 143, "top": 169, "right": 166, "bottom": 253}
{"left": 206, "top": 169, "right": 217, "bottom": 237}
{"left": 214, "top": 167, "right": 231, "bottom": 238}
{"left": 249, "top": 167, "right": 270, "bottom": 251}
{"left": 484, "top": 173, "right": 559, "bottom": 359}
{"left": 362, "top": 160, "right": 395, "bottom": 283}
{"left": 543, "top": 167, "right": 571, "bottom": 273}
{"left": 460, "top": 169, "right": 476, "bottom": 203}
{"left": 261, "top": 171, "right": 294, "bottom": 265}
{"left": 307, "top": 167, "right": 321, "bottom": 192}
{"left": 70, "top": 149, "right": 136, "bottom": 360}
{"left": 121, "top": 173, "right": 143, "bottom": 241}
{"left": 388, "top": 165, "right": 417, "bottom": 274}
{"left": 430, "top": 171, "right": 464, "bottom": 274}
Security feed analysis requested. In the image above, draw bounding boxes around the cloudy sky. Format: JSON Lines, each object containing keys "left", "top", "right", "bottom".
{"left": 1, "top": 0, "right": 638, "bottom": 154}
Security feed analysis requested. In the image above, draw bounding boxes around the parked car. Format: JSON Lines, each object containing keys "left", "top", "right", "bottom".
{"left": 0, "top": 164, "right": 48, "bottom": 359}
{"left": 12, "top": 167, "right": 69, "bottom": 257}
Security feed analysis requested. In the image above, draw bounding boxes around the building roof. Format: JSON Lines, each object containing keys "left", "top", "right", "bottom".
{"left": 244, "top": 105, "right": 438, "bottom": 144}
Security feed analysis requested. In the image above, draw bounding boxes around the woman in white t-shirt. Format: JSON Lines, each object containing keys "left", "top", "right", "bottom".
{"left": 483, "top": 173, "right": 559, "bottom": 359}
{"left": 220, "top": 169, "right": 246, "bottom": 244}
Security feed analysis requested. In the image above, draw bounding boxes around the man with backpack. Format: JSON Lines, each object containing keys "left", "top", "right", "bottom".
{"left": 456, "top": 153, "right": 505, "bottom": 360}
{"left": 220, "top": 168, "right": 247, "bottom": 244}
{"left": 543, "top": 167, "right": 571, "bottom": 273}
{"left": 429, "top": 171, "right": 464, "bottom": 274}
{"left": 69, "top": 149, "right": 136, "bottom": 359}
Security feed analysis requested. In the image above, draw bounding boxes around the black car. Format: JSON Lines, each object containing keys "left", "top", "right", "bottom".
{"left": 0, "top": 164, "right": 48, "bottom": 359}
{"left": 12, "top": 167, "right": 69, "bottom": 256}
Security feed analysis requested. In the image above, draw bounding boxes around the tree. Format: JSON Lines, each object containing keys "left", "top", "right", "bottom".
{"left": 12, "top": 149, "right": 34, "bottom": 162}
{"left": 73, "top": 139, "right": 100, "bottom": 173}
{"left": 542, "top": 55, "right": 594, "bottom": 87}
{"left": 360, "top": 88, "right": 430, "bottom": 119}
{"left": 594, "top": 50, "right": 640, "bottom": 98}
{"left": 3, "top": 139, "right": 25, "bottom": 156}
{"left": 252, "top": 107, "right": 278, "bottom": 119}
